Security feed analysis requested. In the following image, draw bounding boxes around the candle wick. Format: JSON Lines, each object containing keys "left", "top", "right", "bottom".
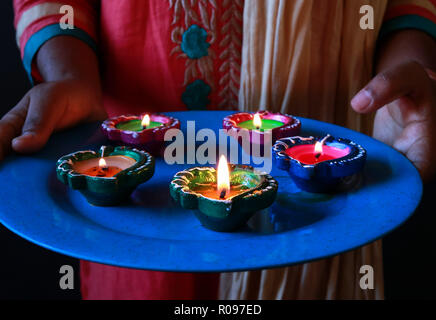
{"left": 315, "top": 153, "right": 321, "bottom": 159}
{"left": 219, "top": 189, "right": 226, "bottom": 199}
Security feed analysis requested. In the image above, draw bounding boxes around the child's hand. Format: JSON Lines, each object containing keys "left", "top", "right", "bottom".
{"left": 351, "top": 61, "right": 436, "bottom": 182}
{"left": 0, "top": 79, "right": 105, "bottom": 160}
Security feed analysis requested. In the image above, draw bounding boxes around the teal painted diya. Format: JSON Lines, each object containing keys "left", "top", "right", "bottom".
{"left": 101, "top": 114, "right": 180, "bottom": 156}
{"left": 273, "top": 135, "right": 366, "bottom": 193}
{"left": 56, "top": 146, "right": 155, "bottom": 206}
{"left": 170, "top": 156, "right": 278, "bottom": 232}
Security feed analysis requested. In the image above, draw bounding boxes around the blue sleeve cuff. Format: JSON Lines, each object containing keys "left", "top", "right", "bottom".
{"left": 23, "top": 24, "right": 98, "bottom": 85}
{"left": 379, "top": 15, "right": 436, "bottom": 41}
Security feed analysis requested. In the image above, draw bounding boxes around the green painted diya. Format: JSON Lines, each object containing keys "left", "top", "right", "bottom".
{"left": 170, "top": 164, "right": 278, "bottom": 232}
{"left": 57, "top": 146, "right": 155, "bottom": 206}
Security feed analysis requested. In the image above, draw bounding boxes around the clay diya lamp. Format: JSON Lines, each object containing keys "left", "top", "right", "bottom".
{"left": 56, "top": 146, "right": 155, "bottom": 206}
{"left": 101, "top": 113, "right": 180, "bottom": 156}
{"left": 170, "top": 156, "right": 278, "bottom": 232}
{"left": 223, "top": 111, "right": 301, "bottom": 156}
{"left": 273, "top": 135, "right": 366, "bottom": 193}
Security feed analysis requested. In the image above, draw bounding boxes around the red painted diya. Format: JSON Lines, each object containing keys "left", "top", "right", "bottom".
{"left": 223, "top": 111, "right": 301, "bottom": 156}
{"left": 101, "top": 113, "right": 180, "bottom": 156}
{"left": 273, "top": 135, "right": 367, "bottom": 193}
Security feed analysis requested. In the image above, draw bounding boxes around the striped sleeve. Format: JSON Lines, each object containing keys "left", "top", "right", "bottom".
{"left": 380, "top": 0, "right": 436, "bottom": 40}
{"left": 13, "top": 0, "right": 99, "bottom": 84}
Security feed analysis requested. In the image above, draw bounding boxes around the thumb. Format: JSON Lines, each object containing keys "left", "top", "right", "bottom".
{"left": 351, "top": 61, "right": 432, "bottom": 114}
{"left": 12, "top": 95, "right": 59, "bottom": 153}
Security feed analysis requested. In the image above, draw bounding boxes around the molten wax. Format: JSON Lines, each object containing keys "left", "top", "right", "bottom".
{"left": 115, "top": 119, "right": 163, "bottom": 131}
{"left": 286, "top": 145, "right": 350, "bottom": 165}
{"left": 237, "top": 119, "right": 284, "bottom": 131}
{"left": 72, "top": 155, "right": 136, "bottom": 178}
{"left": 192, "top": 184, "right": 248, "bottom": 200}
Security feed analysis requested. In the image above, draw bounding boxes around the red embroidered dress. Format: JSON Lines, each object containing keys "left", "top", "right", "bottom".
{"left": 13, "top": 0, "right": 436, "bottom": 299}
{"left": 15, "top": 0, "right": 244, "bottom": 115}
{"left": 14, "top": 0, "right": 245, "bottom": 300}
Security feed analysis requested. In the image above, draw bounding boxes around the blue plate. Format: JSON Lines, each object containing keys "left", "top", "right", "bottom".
{"left": 0, "top": 111, "right": 422, "bottom": 272}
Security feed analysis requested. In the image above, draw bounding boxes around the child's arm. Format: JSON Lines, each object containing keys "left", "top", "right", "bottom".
{"left": 0, "top": 1, "right": 104, "bottom": 160}
{"left": 0, "top": 36, "right": 105, "bottom": 160}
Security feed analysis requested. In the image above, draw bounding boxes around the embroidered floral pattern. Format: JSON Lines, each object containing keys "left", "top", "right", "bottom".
{"left": 181, "top": 25, "right": 210, "bottom": 59}
{"left": 168, "top": 0, "right": 244, "bottom": 110}
{"left": 169, "top": 0, "right": 216, "bottom": 90}
{"left": 218, "top": 0, "right": 243, "bottom": 110}
{"left": 182, "top": 79, "right": 211, "bottom": 110}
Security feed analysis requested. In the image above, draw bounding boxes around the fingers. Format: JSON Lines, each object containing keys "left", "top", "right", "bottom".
{"left": 1, "top": 80, "right": 100, "bottom": 159}
{"left": 0, "top": 95, "right": 30, "bottom": 160}
{"left": 425, "top": 68, "right": 436, "bottom": 82}
{"left": 12, "top": 88, "right": 62, "bottom": 153}
{"left": 351, "top": 61, "right": 434, "bottom": 114}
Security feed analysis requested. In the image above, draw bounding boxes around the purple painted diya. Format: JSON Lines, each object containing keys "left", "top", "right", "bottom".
{"left": 101, "top": 113, "right": 180, "bottom": 156}
{"left": 273, "top": 135, "right": 366, "bottom": 193}
{"left": 223, "top": 111, "right": 301, "bottom": 156}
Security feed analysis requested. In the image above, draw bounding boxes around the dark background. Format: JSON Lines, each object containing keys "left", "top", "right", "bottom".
{"left": 0, "top": 2, "right": 435, "bottom": 300}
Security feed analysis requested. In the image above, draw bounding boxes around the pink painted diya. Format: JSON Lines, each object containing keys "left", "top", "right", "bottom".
{"left": 101, "top": 113, "right": 180, "bottom": 156}
{"left": 223, "top": 111, "right": 301, "bottom": 156}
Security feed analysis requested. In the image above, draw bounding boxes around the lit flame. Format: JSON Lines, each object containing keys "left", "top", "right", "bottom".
{"left": 99, "top": 158, "right": 107, "bottom": 168}
{"left": 217, "top": 155, "right": 230, "bottom": 198}
{"left": 253, "top": 113, "right": 262, "bottom": 130}
{"left": 142, "top": 114, "right": 150, "bottom": 128}
{"left": 314, "top": 141, "right": 323, "bottom": 155}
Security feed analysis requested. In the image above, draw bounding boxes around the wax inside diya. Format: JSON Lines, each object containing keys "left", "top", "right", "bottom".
{"left": 72, "top": 155, "right": 137, "bottom": 178}
{"left": 237, "top": 119, "right": 284, "bottom": 130}
{"left": 286, "top": 144, "right": 351, "bottom": 165}
{"left": 115, "top": 119, "right": 163, "bottom": 131}
{"left": 237, "top": 113, "right": 284, "bottom": 131}
{"left": 191, "top": 184, "right": 250, "bottom": 200}
{"left": 189, "top": 171, "right": 260, "bottom": 201}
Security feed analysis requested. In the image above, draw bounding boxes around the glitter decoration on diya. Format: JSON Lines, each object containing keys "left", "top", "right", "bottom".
{"left": 101, "top": 113, "right": 180, "bottom": 156}
{"left": 223, "top": 111, "right": 301, "bottom": 156}
{"left": 170, "top": 156, "right": 278, "bottom": 232}
{"left": 273, "top": 135, "right": 366, "bottom": 193}
{"left": 56, "top": 146, "right": 155, "bottom": 206}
